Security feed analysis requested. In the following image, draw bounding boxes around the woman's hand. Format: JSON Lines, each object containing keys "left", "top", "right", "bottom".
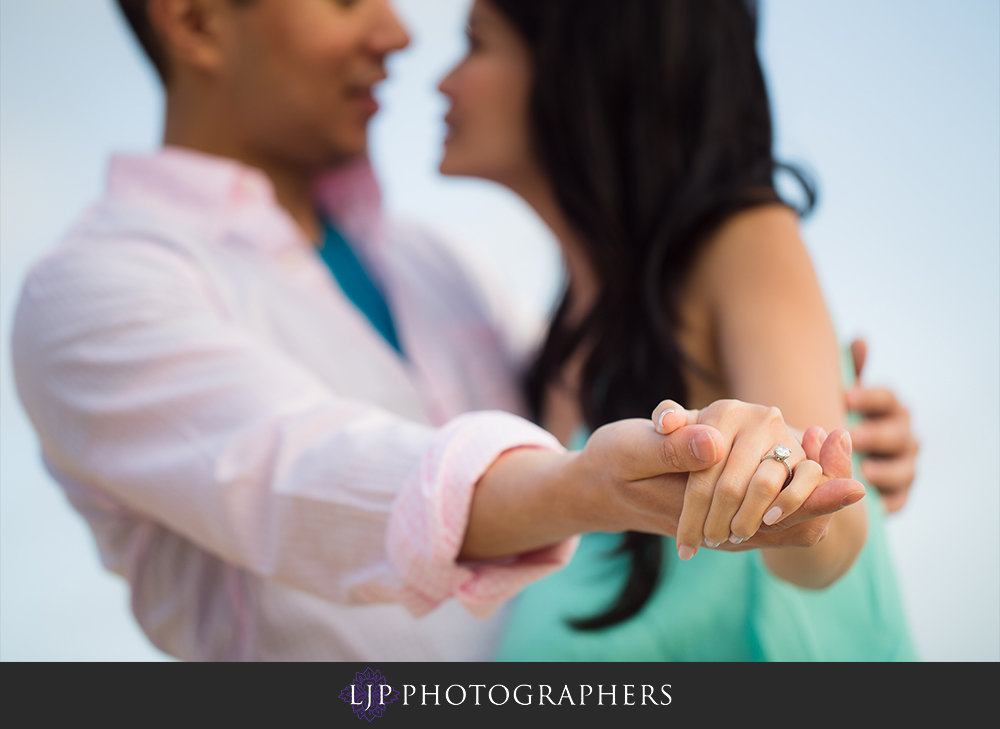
{"left": 652, "top": 399, "right": 866, "bottom": 561}
{"left": 705, "top": 424, "right": 864, "bottom": 551}
{"left": 847, "top": 338, "right": 919, "bottom": 513}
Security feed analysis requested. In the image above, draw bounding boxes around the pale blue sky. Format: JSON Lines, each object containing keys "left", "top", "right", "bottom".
{"left": 1, "top": 0, "right": 997, "bottom": 661}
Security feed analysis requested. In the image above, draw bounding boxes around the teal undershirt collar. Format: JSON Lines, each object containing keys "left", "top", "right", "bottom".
{"left": 317, "top": 219, "right": 403, "bottom": 356}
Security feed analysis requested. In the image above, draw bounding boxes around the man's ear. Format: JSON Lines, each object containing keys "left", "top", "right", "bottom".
{"left": 147, "top": 0, "right": 230, "bottom": 78}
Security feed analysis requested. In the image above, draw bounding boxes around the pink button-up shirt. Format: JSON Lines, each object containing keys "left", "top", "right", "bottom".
{"left": 11, "top": 147, "right": 575, "bottom": 661}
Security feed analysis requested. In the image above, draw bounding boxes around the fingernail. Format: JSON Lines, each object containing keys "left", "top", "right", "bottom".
{"left": 678, "top": 545, "right": 696, "bottom": 561}
{"left": 657, "top": 409, "right": 676, "bottom": 433}
{"left": 839, "top": 431, "right": 853, "bottom": 458}
{"left": 816, "top": 427, "right": 828, "bottom": 442}
{"left": 840, "top": 490, "right": 865, "bottom": 507}
{"left": 704, "top": 539, "right": 722, "bottom": 548}
{"left": 690, "top": 431, "right": 717, "bottom": 464}
{"left": 728, "top": 534, "right": 745, "bottom": 545}
{"left": 763, "top": 506, "right": 783, "bottom": 525}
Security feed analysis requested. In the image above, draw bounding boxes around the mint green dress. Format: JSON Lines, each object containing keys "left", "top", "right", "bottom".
{"left": 497, "top": 351, "right": 917, "bottom": 661}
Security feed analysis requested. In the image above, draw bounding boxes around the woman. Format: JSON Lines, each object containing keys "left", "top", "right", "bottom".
{"left": 438, "top": 0, "right": 916, "bottom": 660}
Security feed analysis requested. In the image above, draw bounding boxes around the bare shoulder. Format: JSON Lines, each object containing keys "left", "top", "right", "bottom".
{"left": 704, "top": 204, "right": 806, "bottom": 267}
{"left": 714, "top": 202, "right": 801, "bottom": 239}
{"left": 690, "top": 203, "right": 818, "bottom": 301}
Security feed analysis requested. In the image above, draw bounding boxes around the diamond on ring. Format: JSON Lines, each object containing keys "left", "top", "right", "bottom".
{"left": 761, "top": 445, "right": 794, "bottom": 489}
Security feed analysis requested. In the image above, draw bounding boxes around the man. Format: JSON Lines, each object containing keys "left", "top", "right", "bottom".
{"left": 11, "top": 0, "right": 916, "bottom": 660}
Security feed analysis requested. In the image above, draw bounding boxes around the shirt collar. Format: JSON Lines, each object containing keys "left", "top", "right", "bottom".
{"left": 313, "top": 155, "right": 386, "bottom": 263}
{"left": 105, "top": 146, "right": 385, "bottom": 257}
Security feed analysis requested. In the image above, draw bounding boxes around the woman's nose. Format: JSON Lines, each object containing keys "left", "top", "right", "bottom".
{"left": 438, "top": 65, "right": 460, "bottom": 97}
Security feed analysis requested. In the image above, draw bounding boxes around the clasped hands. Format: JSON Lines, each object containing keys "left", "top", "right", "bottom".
{"left": 462, "top": 371, "right": 915, "bottom": 562}
{"left": 570, "top": 399, "right": 863, "bottom": 561}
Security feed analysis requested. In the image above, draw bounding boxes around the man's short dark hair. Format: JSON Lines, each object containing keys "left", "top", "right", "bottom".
{"left": 117, "top": 0, "right": 170, "bottom": 82}
{"left": 115, "top": 0, "right": 256, "bottom": 84}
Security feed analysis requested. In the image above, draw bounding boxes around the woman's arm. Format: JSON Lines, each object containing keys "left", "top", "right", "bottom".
{"left": 691, "top": 204, "right": 867, "bottom": 588}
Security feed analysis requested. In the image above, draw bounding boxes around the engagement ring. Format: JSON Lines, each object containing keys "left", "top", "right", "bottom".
{"left": 761, "top": 444, "right": 793, "bottom": 488}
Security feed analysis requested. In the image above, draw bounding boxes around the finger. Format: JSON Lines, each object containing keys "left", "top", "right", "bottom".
{"left": 740, "top": 514, "right": 832, "bottom": 549}
{"left": 819, "top": 429, "right": 853, "bottom": 480}
{"left": 881, "top": 490, "right": 909, "bottom": 514}
{"left": 675, "top": 429, "right": 733, "bottom": 557}
{"left": 699, "top": 435, "right": 761, "bottom": 547}
{"left": 766, "top": 477, "right": 866, "bottom": 530}
{"left": 849, "top": 418, "right": 912, "bottom": 456}
{"left": 652, "top": 400, "right": 699, "bottom": 434}
{"left": 859, "top": 456, "right": 916, "bottom": 494}
{"left": 761, "top": 459, "right": 824, "bottom": 526}
{"left": 850, "top": 338, "right": 867, "bottom": 380}
{"left": 845, "top": 386, "right": 900, "bottom": 417}
{"left": 704, "top": 423, "right": 796, "bottom": 544}
{"left": 729, "top": 452, "right": 798, "bottom": 540}
{"left": 801, "top": 426, "right": 828, "bottom": 462}
{"left": 611, "top": 420, "right": 724, "bottom": 480}
{"left": 701, "top": 464, "right": 753, "bottom": 547}
{"left": 675, "top": 466, "right": 722, "bottom": 559}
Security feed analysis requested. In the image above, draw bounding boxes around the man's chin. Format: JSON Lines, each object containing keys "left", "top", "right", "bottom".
{"left": 318, "top": 135, "right": 369, "bottom": 170}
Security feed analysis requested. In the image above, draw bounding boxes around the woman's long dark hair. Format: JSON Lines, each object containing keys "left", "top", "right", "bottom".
{"left": 491, "top": 0, "right": 817, "bottom": 630}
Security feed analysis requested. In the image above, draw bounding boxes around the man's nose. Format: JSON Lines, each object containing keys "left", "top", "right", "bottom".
{"left": 369, "top": 0, "right": 411, "bottom": 55}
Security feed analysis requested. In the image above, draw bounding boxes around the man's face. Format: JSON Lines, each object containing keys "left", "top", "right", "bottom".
{"left": 218, "top": 0, "right": 409, "bottom": 169}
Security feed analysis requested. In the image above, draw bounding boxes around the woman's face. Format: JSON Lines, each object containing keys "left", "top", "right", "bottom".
{"left": 438, "top": 0, "right": 537, "bottom": 187}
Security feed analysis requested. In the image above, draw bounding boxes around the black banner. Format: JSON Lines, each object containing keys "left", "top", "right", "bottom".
{"left": 9, "top": 660, "right": 988, "bottom": 726}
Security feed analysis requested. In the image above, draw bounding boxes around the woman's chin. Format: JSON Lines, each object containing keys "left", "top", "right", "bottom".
{"left": 438, "top": 145, "right": 498, "bottom": 181}
{"left": 438, "top": 153, "right": 471, "bottom": 178}
{"left": 438, "top": 158, "right": 457, "bottom": 176}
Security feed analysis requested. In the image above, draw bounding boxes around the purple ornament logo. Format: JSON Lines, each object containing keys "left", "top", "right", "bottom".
{"left": 339, "top": 667, "right": 400, "bottom": 722}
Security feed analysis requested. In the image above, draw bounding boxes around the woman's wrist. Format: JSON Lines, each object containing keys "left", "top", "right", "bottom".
{"left": 761, "top": 501, "right": 867, "bottom": 588}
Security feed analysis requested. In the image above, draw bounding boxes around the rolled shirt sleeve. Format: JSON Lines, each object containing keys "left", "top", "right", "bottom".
{"left": 12, "top": 235, "right": 574, "bottom": 621}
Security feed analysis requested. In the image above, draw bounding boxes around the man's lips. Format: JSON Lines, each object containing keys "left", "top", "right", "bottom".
{"left": 347, "top": 83, "right": 382, "bottom": 114}
{"left": 346, "top": 71, "right": 387, "bottom": 95}
{"left": 346, "top": 73, "right": 387, "bottom": 113}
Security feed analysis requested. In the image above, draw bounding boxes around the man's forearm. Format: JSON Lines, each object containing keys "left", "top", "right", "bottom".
{"left": 458, "top": 447, "right": 595, "bottom": 561}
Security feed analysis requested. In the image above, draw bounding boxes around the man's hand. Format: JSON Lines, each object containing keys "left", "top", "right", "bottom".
{"left": 846, "top": 338, "right": 919, "bottom": 513}
{"left": 570, "top": 413, "right": 725, "bottom": 535}
{"left": 460, "top": 416, "right": 724, "bottom": 561}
